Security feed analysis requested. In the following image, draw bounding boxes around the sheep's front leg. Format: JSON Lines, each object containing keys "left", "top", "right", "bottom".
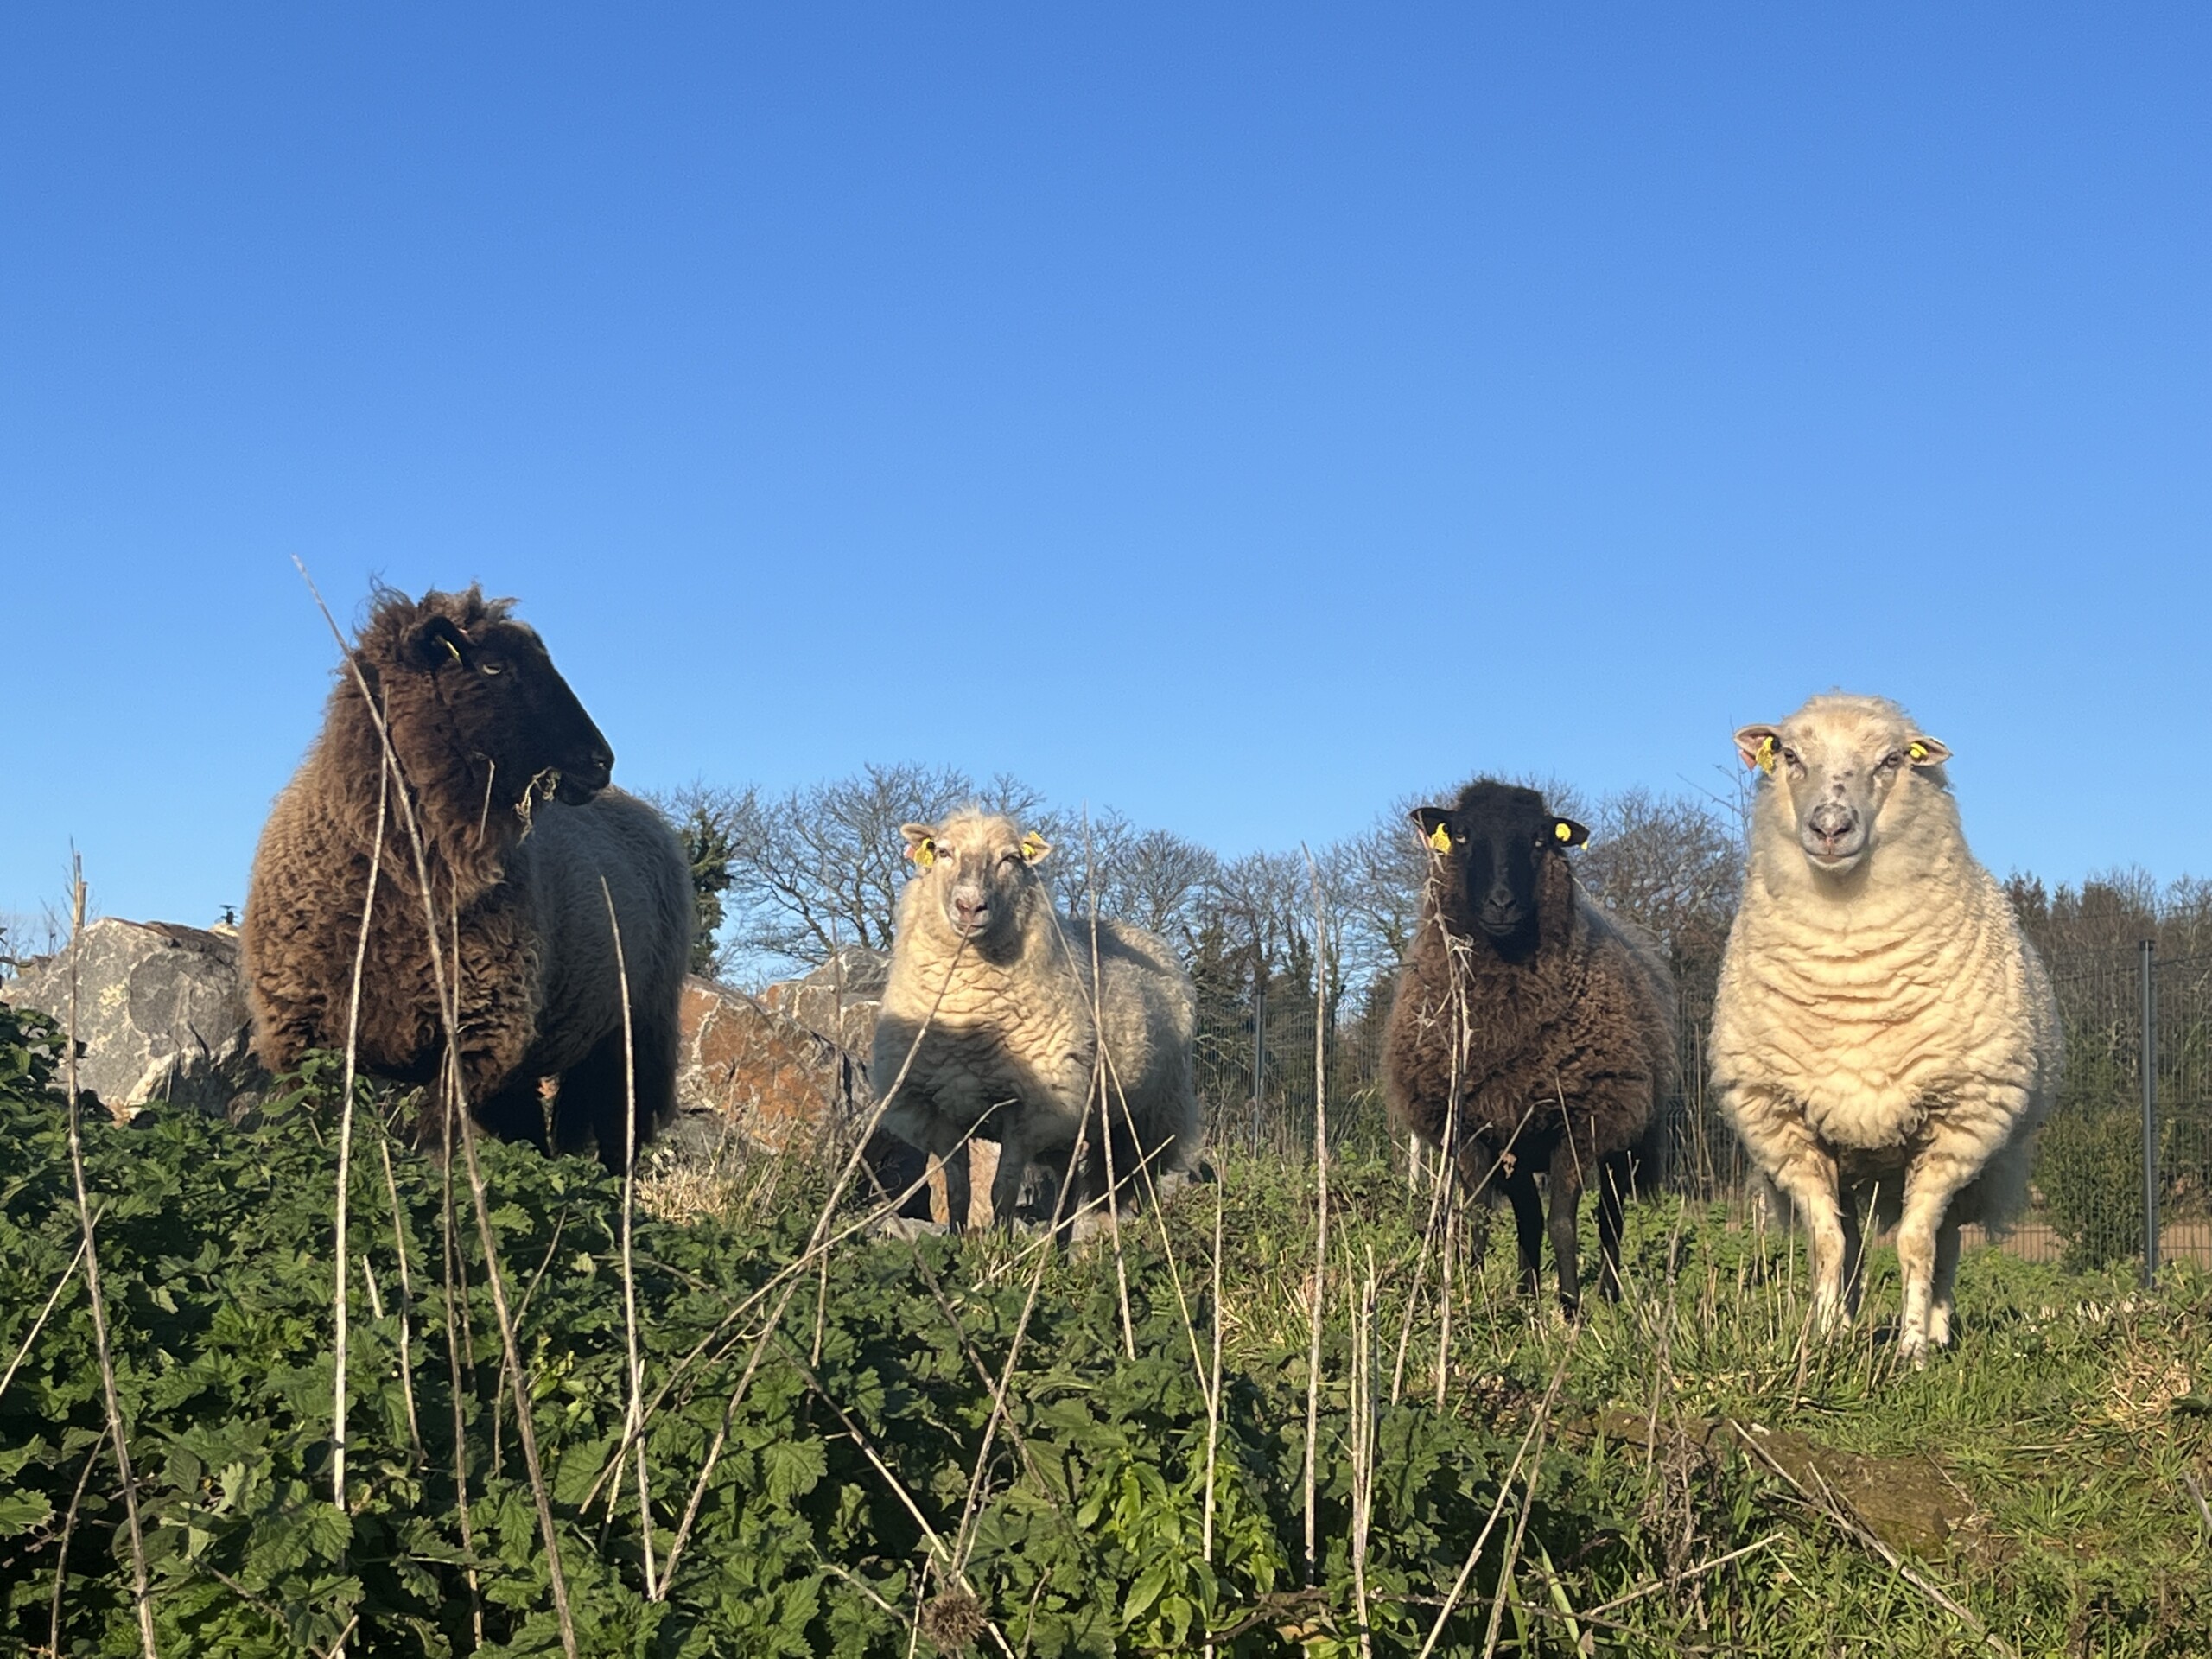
{"left": 1929, "top": 1215, "right": 1963, "bottom": 1351}
{"left": 1837, "top": 1195, "right": 1866, "bottom": 1319}
{"left": 1546, "top": 1141, "right": 1586, "bottom": 1313}
{"left": 990, "top": 1116, "right": 1035, "bottom": 1231}
{"left": 1897, "top": 1154, "right": 1975, "bottom": 1363}
{"left": 1895, "top": 1157, "right": 1969, "bottom": 1365}
{"left": 1496, "top": 1160, "right": 1546, "bottom": 1300}
{"left": 936, "top": 1135, "right": 974, "bottom": 1233}
{"left": 1764, "top": 1132, "right": 1849, "bottom": 1333}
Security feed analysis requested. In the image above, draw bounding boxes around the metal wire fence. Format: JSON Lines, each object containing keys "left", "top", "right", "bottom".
{"left": 1196, "top": 943, "right": 2212, "bottom": 1274}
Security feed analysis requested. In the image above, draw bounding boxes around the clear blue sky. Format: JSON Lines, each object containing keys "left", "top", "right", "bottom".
{"left": 3, "top": 5, "right": 2205, "bottom": 931}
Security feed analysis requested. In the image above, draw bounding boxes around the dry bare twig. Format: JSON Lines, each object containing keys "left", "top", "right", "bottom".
{"left": 61, "top": 864, "right": 159, "bottom": 1657}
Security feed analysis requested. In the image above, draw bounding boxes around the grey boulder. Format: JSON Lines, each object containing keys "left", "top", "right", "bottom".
{"left": 0, "top": 918, "right": 264, "bottom": 1116}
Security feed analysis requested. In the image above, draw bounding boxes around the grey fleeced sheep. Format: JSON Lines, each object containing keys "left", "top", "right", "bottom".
{"left": 871, "top": 810, "right": 1201, "bottom": 1234}
{"left": 1711, "top": 693, "right": 2060, "bottom": 1362}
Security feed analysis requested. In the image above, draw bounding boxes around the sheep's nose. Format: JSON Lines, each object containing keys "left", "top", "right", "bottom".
{"left": 1808, "top": 803, "right": 1853, "bottom": 840}
{"left": 572, "top": 743, "right": 614, "bottom": 790}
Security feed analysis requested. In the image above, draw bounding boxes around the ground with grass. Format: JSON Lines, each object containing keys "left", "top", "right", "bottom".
{"left": 1, "top": 1003, "right": 2207, "bottom": 1656}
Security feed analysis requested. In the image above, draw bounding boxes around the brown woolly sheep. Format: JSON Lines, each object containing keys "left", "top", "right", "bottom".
{"left": 242, "top": 585, "right": 691, "bottom": 1170}
{"left": 1383, "top": 780, "right": 1676, "bottom": 1309}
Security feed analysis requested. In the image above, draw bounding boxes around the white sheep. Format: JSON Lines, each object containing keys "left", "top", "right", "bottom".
{"left": 1711, "top": 693, "right": 2060, "bottom": 1363}
{"left": 871, "top": 810, "right": 1201, "bottom": 1234}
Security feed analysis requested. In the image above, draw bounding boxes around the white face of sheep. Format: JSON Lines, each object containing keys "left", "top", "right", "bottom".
{"left": 900, "top": 817, "right": 1052, "bottom": 941}
{"left": 1735, "top": 703, "right": 1951, "bottom": 876}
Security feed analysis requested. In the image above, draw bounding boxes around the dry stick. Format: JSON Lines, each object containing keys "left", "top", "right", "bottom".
{"left": 599, "top": 875, "right": 659, "bottom": 1596}
{"left": 60, "top": 866, "right": 158, "bottom": 1659}
{"left": 291, "top": 559, "right": 579, "bottom": 1659}
{"left": 1391, "top": 950, "right": 1468, "bottom": 1403}
{"left": 436, "top": 1122, "right": 486, "bottom": 1643}
{"left": 946, "top": 1103, "right": 1102, "bottom": 1581}
{"left": 1477, "top": 1412, "right": 1549, "bottom": 1659}
{"left": 1580, "top": 1534, "right": 1784, "bottom": 1620}
{"left": 2182, "top": 1471, "right": 2212, "bottom": 1541}
{"left": 1414, "top": 1360, "right": 1570, "bottom": 1659}
{"left": 374, "top": 1135, "right": 427, "bottom": 1467}
{"left": 1350, "top": 1253, "right": 1377, "bottom": 1659}
{"left": 654, "top": 933, "right": 978, "bottom": 1596}
{"left": 616, "top": 1148, "right": 950, "bottom": 1535}
{"left": 1300, "top": 849, "right": 1330, "bottom": 1588}
{"left": 1039, "top": 874, "right": 1205, "bottom": 1390}
{"left": 1083, "top": 1020, "right": 1208, "bottom": 1394}
{"left": 780, "top": 1341, "right": 1020, "bottom": 1659}
{"left": 934, "top": 902, "right": 1172, "bottom": 1586}
{"left": 48, "top": 1440, "right": 102, "bottom": 1656}
{"left": 332, "top": 740, "right": 389, "bottom": 1573}
{"left": 1076, "top": 819, "right": 1139, "bottom": 1360}
{"left": 435, "top": 1089, "right": 486, "bottom": 1645}
{"left": 1199, "top": 1178, "right": 1226, "bottom": 1659}
{"left": 0, "top": 1231, "right": 88, "bottom": 1408}
{"left": 438, "top": 932, "right": 581, "bottom": 1656}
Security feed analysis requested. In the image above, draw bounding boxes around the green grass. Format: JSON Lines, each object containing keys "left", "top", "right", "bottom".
{"left": 1, "top": 1000, "right": 2207, "bottom": 1656}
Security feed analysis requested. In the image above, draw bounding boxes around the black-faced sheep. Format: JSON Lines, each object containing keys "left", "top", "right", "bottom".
{"left": 242, "top": 586, "right": 691, "bottom": 1170}
{"left": 1712, "top": 693, "right": 2060, "bottom": 1362}
{"left": 871, "top": 810, "right": 1201, "bottom": 1236}
{"left": 1383, "top": 781, "right": 1677, "bottom": 1309}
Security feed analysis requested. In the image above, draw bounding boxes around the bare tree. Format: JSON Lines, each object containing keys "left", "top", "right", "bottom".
{"left": 1054, "top": 810, "right": 1219, "bottom": 944}
{"left": 1575, "top": 786, "right": 1743, "bottom": 969}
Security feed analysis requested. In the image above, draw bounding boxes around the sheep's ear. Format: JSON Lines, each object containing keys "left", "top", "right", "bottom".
{"left": 1549, "top": 817, "right": 1590, "bottom": 849}
{"left": 401, "top": 613, "right": 469, "bottom": 671}
{"left": 899, "top": 823, "right": 938, "bottom": 869}
{"left": 1410, "top": 807, "right": 1452, "bottom": 853}
{"left": 1905, "top": 735, "right": 1950, "bottom": 767}
{"left": 1019, "top": 830, "right": 1052, "bottom": 865}
{"left": 1733, "top": 725, "right": 1782, "bottom": 776}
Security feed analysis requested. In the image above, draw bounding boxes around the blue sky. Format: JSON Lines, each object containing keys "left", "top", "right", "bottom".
{"left": 3, "top": 4, "right": 2206, "bottom": 931}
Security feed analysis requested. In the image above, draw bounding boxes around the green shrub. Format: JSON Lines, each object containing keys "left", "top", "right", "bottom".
{"left": 0, "top": 1011, "right": 1650, "bottom": 1656}
{"left": 2034, "top": 1103, "right": 2146, "bottom": 1272}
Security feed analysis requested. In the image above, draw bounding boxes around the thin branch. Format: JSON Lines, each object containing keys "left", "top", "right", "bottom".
{"left": 0, "top": 1230, "right": 88, "bottom": 1408}
{"left": 60, "top": 863, "right": 159, "bottom": 1657}
{"left": 601, "top": 874, "right": 658, "bottom": 1596}
{"left": 332, "top": 740, "right": 389, "bottom": 1601}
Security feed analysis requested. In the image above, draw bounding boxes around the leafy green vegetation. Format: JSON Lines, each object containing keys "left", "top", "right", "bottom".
{"left": 1, "top": 1002, "right": 2207, "bottom": 1655}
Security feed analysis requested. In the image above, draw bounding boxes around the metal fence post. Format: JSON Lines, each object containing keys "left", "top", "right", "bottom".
{"left": 2140, "top": 938, "right": 2159, "bottom": 1285}
{"left": 1250, "top": 978, "right": 1265, "bottom": 1156}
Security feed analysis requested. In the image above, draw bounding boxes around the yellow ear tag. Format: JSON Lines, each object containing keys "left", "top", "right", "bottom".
{"left": 1755, "top": 736, "right": 1777, "bottom": 776}
{"left": 1908, "top": 741, "right": 1929, "bottom": 763}
{"left": 1427, "top": 823, "right": 1452, "bottom": 853}
{"left": 912, "top": 839, "right": 935, "bottom": 868}
{"left": 1554, "top": 821, "right": 1573, "bottom": 842}
{"left": 1020, "top": 831, "right": 1046, "bottom": 862}
{"left": 442, "top": 638, "right": 464, "bottom": 663}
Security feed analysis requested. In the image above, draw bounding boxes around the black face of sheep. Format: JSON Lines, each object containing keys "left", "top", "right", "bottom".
{"left": 394, "top": 609, "right": 615, "bottom": 805}
{"left": 1411, "top": 783, "right": 1587, "bottom": 957}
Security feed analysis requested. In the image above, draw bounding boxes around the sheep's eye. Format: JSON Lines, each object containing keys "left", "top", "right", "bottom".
{"left": 479, "top": 659, "right": 506, "bottom": 677}
{"left": 1878, "top": 751, "right": 1902, "bottom": 771}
